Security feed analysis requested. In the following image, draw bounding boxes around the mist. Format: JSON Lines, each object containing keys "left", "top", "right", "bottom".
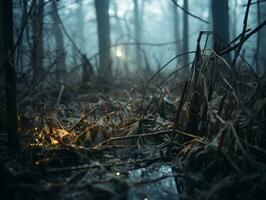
{"left": 1, "top": 0, "right": 266, "bottom": 199}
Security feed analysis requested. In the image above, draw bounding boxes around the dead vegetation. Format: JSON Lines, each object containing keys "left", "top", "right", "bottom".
{"left": 1, "top": 32, "right": 266, "bottom": 200}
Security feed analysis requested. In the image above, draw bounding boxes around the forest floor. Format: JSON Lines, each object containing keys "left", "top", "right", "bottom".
{"left": 1, "top": 48, "right": 266, "bottom": 200}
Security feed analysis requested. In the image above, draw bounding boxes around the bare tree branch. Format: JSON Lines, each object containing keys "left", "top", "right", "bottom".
{"left": 243, "top": 0, "right": 266, "bottom": 6}
{"left": 232, "top": 0, "right": 252, "bottom": 67}
{"left": 221, "top": 20, "right": 266, "bottom": 55}
{"left": 170, "top": 0, "right": 209, "bottom": 24}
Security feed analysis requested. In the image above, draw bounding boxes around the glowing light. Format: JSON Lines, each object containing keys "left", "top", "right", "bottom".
{"left": 116, "top": 49, "right": 123, "bottom": 58}
{"left": 116, "top": 172, "right": 120, "bottom": 176}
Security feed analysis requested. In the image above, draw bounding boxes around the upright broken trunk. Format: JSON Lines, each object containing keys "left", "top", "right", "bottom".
{"left": 0, "top": 0, "right": 19, "bottom": 155}
{"left": 51, "top": 1, "right": 66, "bottom": 81}
{"left": 81, "top": 54, "right": 94, "bottom": 82}
{"left": 95, "top": 0, "right": 111, "bottom": 81}
{"left": 32, "top": 0, "right": 45, "bottom": 81}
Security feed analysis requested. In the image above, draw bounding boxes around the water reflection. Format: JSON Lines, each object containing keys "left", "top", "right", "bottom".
{"left": 128, "top": 163, "right": 178, "bottom": 200}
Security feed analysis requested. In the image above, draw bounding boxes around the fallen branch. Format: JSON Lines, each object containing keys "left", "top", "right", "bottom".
{"left": 94, "top": 130, "right": 174, "bottom": 148}
{"left": 68, "top": 107, "right": 97, "bottom": 132}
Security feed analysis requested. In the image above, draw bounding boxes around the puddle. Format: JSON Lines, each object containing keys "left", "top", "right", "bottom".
{"left": 128, "top": 163, "right": 179, "bottom": 200}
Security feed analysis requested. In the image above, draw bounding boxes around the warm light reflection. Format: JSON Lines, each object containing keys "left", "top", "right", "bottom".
{"left": 30, "top": 127, "right": 77, "bottom": 147}
{"left": 51, "top": 138, "right": 59, "bottom": 145}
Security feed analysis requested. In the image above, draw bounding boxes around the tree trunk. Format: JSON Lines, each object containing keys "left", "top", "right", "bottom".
{"left": 51, "top": 1, "right": 66, "bottom": 81}
{"left": 32, "top": 0, "right": 44, "bottom": 81}
{"left": 77, "top": 1, "right": 85, "bottom": 52}
{"left": 0, "top": 3, "right": 3, "bottom": 68}
{"left": 134, "top": 0, "right": 143, "bottom": 69}
{"left": 183, "top": 0, "right": 189, "bottom": 65}
{"left": 19, "top": 0, "right": 28, "bottom": 71}
{"left": 257, "top": 2, "right": 266, "bottom": 75}
{"left": 95, "top": 0, "right": 111, "bottom": 80}
{"left": 172, "top": 2, "right": 180, "bottom": 67}
{"left": 76, "top": 1, "right": 92, "bottom": 82}
{"left": 0, "top": 0, "right": 19, "bottom": 155}
{"left": 231, "top": 0, "right": 237, "bottom": 39}
{"left": 211, "top": 0, "right": 230, "bottom": 47}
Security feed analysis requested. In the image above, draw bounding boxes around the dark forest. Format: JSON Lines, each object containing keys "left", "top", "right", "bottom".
{"left": 0, "top": 0, "right": 266, "bottom": 199}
